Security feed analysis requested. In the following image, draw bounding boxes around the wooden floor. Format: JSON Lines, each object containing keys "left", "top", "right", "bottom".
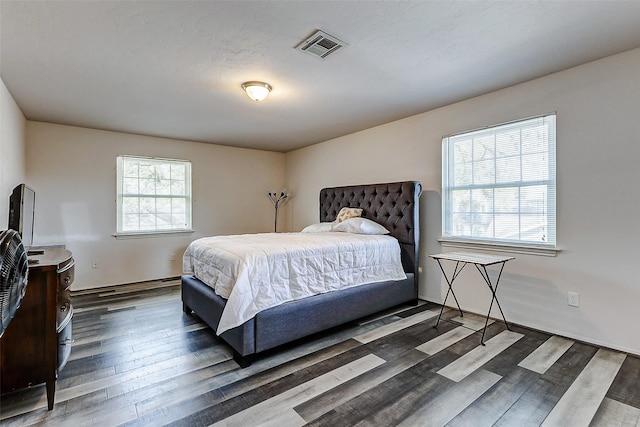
{"left": 1, "top": 279, "right": 639, "bottom": 426}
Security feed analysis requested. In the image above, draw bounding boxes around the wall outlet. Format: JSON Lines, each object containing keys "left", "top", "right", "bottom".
{"left": 568, "top": 292, "right": 580, "bottom": 307}
{"left": 92, "top": 260, "right": 98, "bottom": 269}
{"left": 170, "top": 253, "right": 176, "bottom": 261}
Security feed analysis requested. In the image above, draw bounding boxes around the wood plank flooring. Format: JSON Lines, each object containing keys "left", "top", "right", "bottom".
{"left": 1, "top": 279, "right": 639, "bottom": 426}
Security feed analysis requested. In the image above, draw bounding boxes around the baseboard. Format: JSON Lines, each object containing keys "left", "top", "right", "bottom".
{"left": 71, "top": 276, "right": 181, "bottom": 296}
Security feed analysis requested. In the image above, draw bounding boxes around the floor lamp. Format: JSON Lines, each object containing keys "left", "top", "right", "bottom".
{"left": 267, "top": 190, "right": 289, "bottom": 232}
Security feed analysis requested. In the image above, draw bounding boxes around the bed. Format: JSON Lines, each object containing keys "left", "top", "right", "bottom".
{"left": 181, "top": 180, "right": 422, "bottom": 367}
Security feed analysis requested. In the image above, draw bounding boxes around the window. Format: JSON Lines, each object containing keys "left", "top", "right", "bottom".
{"left": 116, "top": 156, "right": 192, "bottom": 234}
{"left": 442, "top": 114, "right": 556, "bottom": 249}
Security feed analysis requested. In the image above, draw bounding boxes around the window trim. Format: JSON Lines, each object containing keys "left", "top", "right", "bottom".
{"left": 441, "top": 113, "right": 557, "bottom": 254}
{"left": 113, "top": 229, "right": 194, "bottom": 239}
{"left": 115, "top": 155, "right": 193, "bottom": 237}
{"left": 438, "top": 237, "right": 560, "bottom": 257}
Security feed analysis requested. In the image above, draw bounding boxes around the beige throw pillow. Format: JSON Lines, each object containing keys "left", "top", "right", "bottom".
{"left": 336, "top": 207, "right": 363, "bottom": 223}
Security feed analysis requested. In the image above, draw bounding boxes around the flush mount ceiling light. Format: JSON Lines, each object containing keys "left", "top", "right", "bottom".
{"left": 241, "top": 81, "right": 272, "bottom": 101}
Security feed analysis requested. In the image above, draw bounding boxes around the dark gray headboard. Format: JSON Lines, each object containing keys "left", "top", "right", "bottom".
{"left": 319, "top": 181, "right": 422, "bottom": 286}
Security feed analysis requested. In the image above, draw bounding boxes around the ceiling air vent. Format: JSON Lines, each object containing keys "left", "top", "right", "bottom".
{"left": 296, "top": 30, "right": 347, "bottom": 59}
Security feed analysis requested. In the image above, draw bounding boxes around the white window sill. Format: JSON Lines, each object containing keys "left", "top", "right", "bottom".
{"left": 438, "top": 238, "right": 560, "bottom": 257}
{"left": 113, "top": 230, "right": 195, "bottom": 240}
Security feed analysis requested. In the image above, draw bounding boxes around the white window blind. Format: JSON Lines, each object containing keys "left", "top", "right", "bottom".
{"left": 116, "top": 156, "right": 192, "bottom": 234}
{"left": 442, "top": 114, "right": 556, "bottom": 247}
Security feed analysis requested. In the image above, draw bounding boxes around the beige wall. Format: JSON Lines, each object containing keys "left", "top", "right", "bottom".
{"left": 13, "top": 48, "right": 640, "bottom": 354}
{"left": 286, "top": 48, "right": 640, "bottom": 355}
{"left": 26, "top": 122, "right": 285, "bottom": 290}
{"left": 0, "top": 78, "right": 26, "bottom": 226}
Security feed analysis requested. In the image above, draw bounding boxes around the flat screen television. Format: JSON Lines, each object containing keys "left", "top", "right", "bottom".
{"left": 8, "top": 184, "right": 35, "bottom": 250}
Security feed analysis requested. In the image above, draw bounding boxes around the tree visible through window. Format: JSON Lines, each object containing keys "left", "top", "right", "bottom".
{"left": 442, "top": 114, "right": 556, "bottom": 246}
{"left": 116, "top": 156, "right": 192, "bottom": 233}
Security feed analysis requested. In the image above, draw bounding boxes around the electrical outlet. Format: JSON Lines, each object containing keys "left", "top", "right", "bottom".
{"left": 92, "top": 260, "right": 98, "bottom": 269}
{"left": 567, "top": 292, "right": 580, "bottom": 307}
{"left": 170, "top": 253, "right": 176, "bottom": 261}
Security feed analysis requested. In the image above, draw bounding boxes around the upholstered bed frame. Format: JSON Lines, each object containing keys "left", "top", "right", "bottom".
{"left": 181, "top": 180, "right": 422, "bottom": 367}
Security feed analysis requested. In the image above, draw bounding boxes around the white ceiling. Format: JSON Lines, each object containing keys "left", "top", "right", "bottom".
{"left": 2, "top": 1, "right": 640, "bottom": 153}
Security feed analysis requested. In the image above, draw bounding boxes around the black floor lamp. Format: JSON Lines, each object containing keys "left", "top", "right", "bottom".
{"left": 267, "top": 190, "right": 289, "bottom": 232}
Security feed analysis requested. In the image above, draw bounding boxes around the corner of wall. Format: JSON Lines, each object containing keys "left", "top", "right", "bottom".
{"left": 0, "top": 78, "right": 27, "bottom": 226}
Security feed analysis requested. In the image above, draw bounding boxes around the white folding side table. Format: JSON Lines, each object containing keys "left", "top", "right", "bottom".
{"left": 429, "top": 251, "right": 515, "bottom": 345}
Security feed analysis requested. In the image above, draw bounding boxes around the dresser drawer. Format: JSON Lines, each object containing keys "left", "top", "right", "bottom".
{"left": 57, "top": 258, "right": 74, "bottom": 292}
{"left": 57, "top": 319, "right": 72, "bottom": 372}
{"left": 57, "top": 290, "right": 72, "bottom": 332}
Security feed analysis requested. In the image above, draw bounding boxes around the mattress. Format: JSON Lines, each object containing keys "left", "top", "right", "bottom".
{"left": 182, "top": 232, "right": 407, "bottom": 334}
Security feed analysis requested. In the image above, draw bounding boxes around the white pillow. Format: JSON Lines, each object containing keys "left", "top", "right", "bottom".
{"left": 331, "top": 217, "right": 389, "bottom": 235}
{"left": 301, "top": 222, "right": 334, "bottom": 233}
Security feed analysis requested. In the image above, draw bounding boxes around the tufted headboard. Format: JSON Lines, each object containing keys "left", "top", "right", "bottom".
{"left": 319, "top": 181, "right": 422, "bottom": 283}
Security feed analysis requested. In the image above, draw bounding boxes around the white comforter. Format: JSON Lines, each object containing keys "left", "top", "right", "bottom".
{"left": 182, "top": 232, "right": 407, "bottom": 334}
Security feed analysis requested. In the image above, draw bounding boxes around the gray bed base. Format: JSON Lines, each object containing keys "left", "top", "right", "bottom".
{"left": 182, "top": 273, "right": 415, "bottom": 366}
{"left": 182, "top": 181, "right": 422, "bottom": 367}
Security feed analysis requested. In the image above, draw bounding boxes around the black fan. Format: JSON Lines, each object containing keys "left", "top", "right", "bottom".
{"left": 0, "top": 229, "right": 29, "bottom": 337}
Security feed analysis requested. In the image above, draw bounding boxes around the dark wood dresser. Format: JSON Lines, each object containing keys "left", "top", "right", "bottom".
{"left": 0, "top": 247, "right": 74, "bottom": 410}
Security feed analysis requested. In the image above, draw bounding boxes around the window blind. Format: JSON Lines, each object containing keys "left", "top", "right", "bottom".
{"left": 442, "top": 114, "right": 556, "bottom": 247}
{"left": 116, "top": 156, "right": 192, "bottom": 233}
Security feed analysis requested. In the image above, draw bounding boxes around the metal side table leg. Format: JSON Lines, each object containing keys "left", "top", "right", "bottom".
{"left": 433, "top": 260, "right": 465, "bottom": 328}
{"left": 475, "top": 262, "right": 511, "bottom": 345}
